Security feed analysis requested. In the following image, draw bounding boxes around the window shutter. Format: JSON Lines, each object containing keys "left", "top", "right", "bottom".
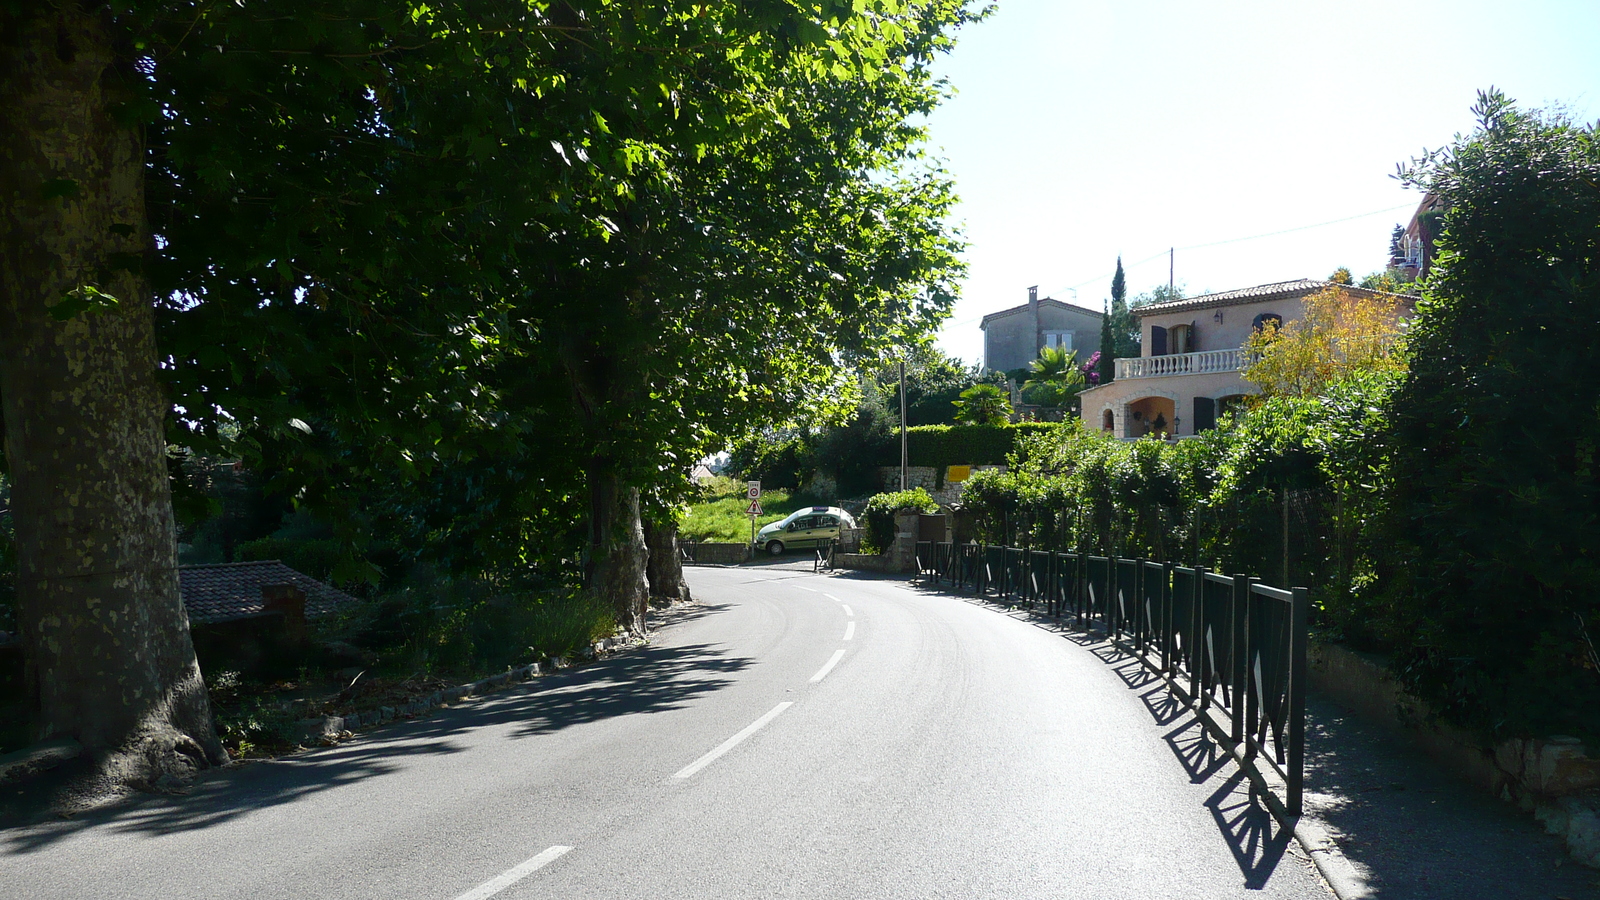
{"left": 1150, "top": 326, "right": 1167, "bottom": 356}
{"left": 1193, "top": 397, "right": 1216, "bottom": 432}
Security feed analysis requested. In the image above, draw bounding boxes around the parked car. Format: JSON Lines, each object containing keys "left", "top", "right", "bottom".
{"left": 754, "top": 506, "right": 855, "bottom": 555}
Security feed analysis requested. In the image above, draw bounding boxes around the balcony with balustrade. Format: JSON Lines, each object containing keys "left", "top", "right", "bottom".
{"left": 1114, "top": 348, "right": 1251, "bottom": 380}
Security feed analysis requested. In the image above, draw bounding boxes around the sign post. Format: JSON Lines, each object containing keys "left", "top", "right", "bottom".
{"left": 747, "top": 482, "right": 762, "bottom": 547}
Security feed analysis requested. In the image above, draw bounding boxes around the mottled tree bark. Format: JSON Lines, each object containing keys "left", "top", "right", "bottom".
{"left": 0, "top": 5, "right": 226, "bottom": 795}
{"left": 643, "top": 517, "right": 691, "bottom": 605}
{"left": 585, "top": 466, "right": 649, "bottom": 636}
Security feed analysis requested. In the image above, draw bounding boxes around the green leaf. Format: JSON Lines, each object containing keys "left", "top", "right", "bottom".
{"left": 49, "top": 284, "right": 121, "bottom": 320}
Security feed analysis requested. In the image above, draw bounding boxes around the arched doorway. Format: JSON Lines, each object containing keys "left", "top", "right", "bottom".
{"left": 1101, "top": 408, "right": 1115, "bottom": 432}
{"left": 1216, "top": 394, "right": 1252, "bottom": 424}
{"left": 1126, "top": 396, "right": 1176, "bottom": 439}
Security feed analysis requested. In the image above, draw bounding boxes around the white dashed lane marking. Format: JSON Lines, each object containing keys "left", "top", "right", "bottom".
{"left": 451, "top": 846, "right": 572, "bottom": 900}
{"left": 810, "top": 649, "right": 847, "bottom": 683}
{"left": 673, "top": 702, "right": 794, "bottom": 779}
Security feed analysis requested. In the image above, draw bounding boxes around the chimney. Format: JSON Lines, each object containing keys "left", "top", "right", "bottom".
{"left": 262, "top": 582, "right": 308, "bottom": 645}
{"left": 1028, "top": 286, "right": 1042, "bottom": 362}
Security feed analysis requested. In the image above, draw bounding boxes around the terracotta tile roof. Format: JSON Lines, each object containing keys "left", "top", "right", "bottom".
{"left": 1132, "top": 279, "right": 1417, "bottom": 317}
{"left": 179, "top": 561, "right": 356, "bottom": 625}
{"left": 980, "top": 297, "right": 1105, "bottom": 327}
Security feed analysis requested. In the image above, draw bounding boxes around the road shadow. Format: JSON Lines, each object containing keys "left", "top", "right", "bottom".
{"left": 0, "top": 638, "right": 752, "bottom": 854}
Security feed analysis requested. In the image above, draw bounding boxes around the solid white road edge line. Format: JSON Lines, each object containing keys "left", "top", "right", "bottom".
{"left": 809, "top": 649, "right": 847, "bottom": 683}
{"left": 841, "top": 605, "right": 853, "bottom": 617}
{"left": 673, "top": 702, "right": 794, "bottom": 779}
{"left": 843, "top": 621, "right": 855, "bottom": 641}
{"left": 451, "top": 846, "right": 573, "bottom": 900}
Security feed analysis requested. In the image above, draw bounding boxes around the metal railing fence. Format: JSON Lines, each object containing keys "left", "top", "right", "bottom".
{"left": 915, "top": 540, "right": 1309, "bottom": 820}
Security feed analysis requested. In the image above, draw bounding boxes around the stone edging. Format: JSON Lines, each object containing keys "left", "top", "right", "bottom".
{"left": 294, "top": 633, "right": 643, "bottom": 743}
{"left": 0, "top": 738, "right": 84, "bottom": 785}
{"left": 294, "top": 657, "right": 569, "bottom": 742}
{"left": 0, "top": 658, "right": 587, "bottom": 785}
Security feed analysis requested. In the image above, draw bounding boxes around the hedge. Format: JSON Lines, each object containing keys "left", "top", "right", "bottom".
{"left": 905, "top": 423, "right": 1053, "bottom": 468}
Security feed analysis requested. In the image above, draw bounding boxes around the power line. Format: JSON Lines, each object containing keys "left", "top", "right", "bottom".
{"left": 1036, "top": 201, "right": 1416, "bottom": 302}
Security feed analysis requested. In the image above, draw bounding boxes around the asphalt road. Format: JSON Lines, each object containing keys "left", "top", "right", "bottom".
{"left": 0, "top": 566, "right": 1332, "bottom": 899}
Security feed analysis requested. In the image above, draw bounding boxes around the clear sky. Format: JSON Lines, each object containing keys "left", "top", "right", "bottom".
{"left": 925, "top": 0, "right": 1600, "bottom": 365}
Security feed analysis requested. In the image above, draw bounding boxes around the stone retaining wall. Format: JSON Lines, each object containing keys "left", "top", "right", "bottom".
{"left": 681, "top": 542, "right": 752, "bottom": 566}
{"left": 1310, "top": 640, "right": 1600, "bottom": 867}
{"left": 874, "top": 465, "right": 1003, "bottom": 507}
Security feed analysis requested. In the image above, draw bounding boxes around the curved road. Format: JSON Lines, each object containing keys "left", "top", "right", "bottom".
{"left": 1, "top": 566, "right": 1332, "bottom": 899}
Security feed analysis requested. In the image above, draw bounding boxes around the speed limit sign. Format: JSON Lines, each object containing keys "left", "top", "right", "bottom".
{"left": 747, "top": 480, "right": 761, "bottom": 500}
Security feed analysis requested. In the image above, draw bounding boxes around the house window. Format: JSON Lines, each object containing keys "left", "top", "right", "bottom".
{"left": 1043, "top": 331, "right": 1072, "bottom": 352}
{"left": 1169, "top": 324, "right": 1194, "bottom": 354}
{"left": 1252, "top": 312, "right": 1283, "bottom": 332}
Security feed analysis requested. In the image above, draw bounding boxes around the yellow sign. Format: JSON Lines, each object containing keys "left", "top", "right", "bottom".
{"left": 946, "top": 465, "right": 972, "bottom": 483}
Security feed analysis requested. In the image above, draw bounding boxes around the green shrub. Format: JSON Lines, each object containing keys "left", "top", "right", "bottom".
{"left": 905, "top": 422, "right": 1053, "bottom": 468}
{"left": 861, "top": 488, "right": 939, "bottom": 553}
{"left": 326, "top": 578, "right": 614, "bottom": 678}
{"left": 234, "top": 536, "right": 348, "bottom": 584}
{"left": 729, "top": 433, "right": 811, "bottom": 492}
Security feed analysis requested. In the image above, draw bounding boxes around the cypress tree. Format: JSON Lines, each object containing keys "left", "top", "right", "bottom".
{"left": 1098, "top": 257, "right": 1127, "bottom": 383}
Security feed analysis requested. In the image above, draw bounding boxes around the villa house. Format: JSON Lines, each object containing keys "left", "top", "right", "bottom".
{"left": 981, "top": 286, "right": 1103, "bottom": 374}
{"left": 1076, "top": 278, "right": 1414, "bottom": 439}
{"left": 1392, "top": 193, "right": 1445, "bottom": 280}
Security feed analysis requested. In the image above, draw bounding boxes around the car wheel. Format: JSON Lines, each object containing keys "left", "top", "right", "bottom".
{"left": 767, "top": 540, "right": 785, "bottom": 556}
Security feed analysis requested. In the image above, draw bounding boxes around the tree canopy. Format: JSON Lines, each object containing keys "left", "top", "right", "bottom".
{"left": 953, "top": 383, "right": 1012, "bottom": 426}
{"left": 1384, "top": 89, "right": 1600, "bottom": 738}
{"left": 0, "top": 0, "right": 979, "bottom": 789}
{"left": 1020, "top": 345, "right": 1088, "bottom": 412}
{"left": 1241, "top": 286, "right": 1408, "bottom": 399}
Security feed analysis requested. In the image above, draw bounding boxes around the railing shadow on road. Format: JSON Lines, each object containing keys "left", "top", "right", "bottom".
{"left": 0, "top": 639, "right": 753, "bottom": 853}
{"left": 914, "top": 586, "right": 1304, "bottom": 890}
{"left": 1206, "top": 769, "right": 1295, "bottom": 890}
{"left": 1159, "top": 705, "right": 1237, "bottom": 784}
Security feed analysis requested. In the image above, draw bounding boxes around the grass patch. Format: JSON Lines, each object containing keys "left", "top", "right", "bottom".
{"left": 681, "top": 476, "right": 828, "bottom": 542}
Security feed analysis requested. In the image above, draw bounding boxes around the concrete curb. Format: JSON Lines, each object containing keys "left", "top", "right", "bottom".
{"left": 1293, "top": 817, "right": 1373, "bottom": 900}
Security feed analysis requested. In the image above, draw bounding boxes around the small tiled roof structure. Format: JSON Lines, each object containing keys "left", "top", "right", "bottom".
{"left": 979, "top": 296, "right": 1103, "bottom": 326}
{"left": 1132, "top": 278, "right": 1417, "bottom": 317}
{"left": 179, "top": 561, "right": 356, "bottom": 625}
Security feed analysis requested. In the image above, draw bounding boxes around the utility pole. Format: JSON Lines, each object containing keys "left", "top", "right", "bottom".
{"left": 899, "top": 356, "right": 908, "bottom": 492}
{"left": 1169, "top": 247, "right": 1174, "bottom": 293}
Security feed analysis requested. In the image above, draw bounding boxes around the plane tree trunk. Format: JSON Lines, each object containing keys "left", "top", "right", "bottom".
{"left": 643, "top": 517, "right": 691, "bottom": 605}
{"left": 0, "top": 4, "right": 226, "bottom": 797}
{"left": 584, "top": 465, "right": 650, "bottom": 637}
